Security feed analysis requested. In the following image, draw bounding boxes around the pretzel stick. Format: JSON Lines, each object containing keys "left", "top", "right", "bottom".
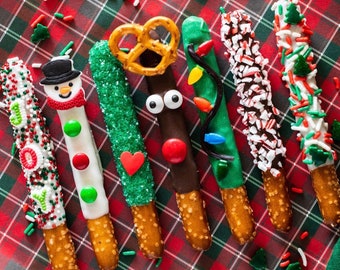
{"left": 182, "top": 16, "right": 255, "bottom": 244}
{"left": 140, "top": 47, "right": 212, "bottom": 250}
{"left": 40, "top": 57, "right": 118, "bottom": 269}
{"left": 89, "top": 40, "right": 163, "bottom": 259}
{"left": 0, "top": 57, "right": 78, "bottom": 270}
{"left": 220, "top": 9, "right": 292, "bottom": 231}
{"left": 273, "top": 0, "right": 340, "bottom": 226}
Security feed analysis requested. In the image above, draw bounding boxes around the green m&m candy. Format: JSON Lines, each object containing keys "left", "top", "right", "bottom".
{"left": 80, "top": 186, "right": 98, "bottom": 203}
{"left": 63, "top": 120, "right": 81, "bottom": 137}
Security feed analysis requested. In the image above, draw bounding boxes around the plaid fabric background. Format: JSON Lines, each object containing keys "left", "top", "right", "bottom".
{"left": 0, "top": 0, "right": 339, "bottom": 269}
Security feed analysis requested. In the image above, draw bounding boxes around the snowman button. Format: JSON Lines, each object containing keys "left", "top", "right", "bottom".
{"left": 72, "top": 152, "right": 90, "bottom": 170}
{"left": 64, "top": 120, "right": 82, "bottom": 137}
{"left": 80, "top": 186, "right": 98, "bottom": 203}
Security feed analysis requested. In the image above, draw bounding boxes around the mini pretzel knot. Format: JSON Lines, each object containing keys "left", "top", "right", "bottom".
{"left": 108, "top": 16, "right": 180, "bottom": 76}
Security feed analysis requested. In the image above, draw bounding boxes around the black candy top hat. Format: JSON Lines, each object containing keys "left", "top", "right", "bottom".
{"left": 40, "top": 59, "right": 81, "bottom": 85}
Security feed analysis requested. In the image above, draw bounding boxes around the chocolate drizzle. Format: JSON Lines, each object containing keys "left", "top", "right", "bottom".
{"left": 187, "top": 44, "right": 234, "bottom": 161}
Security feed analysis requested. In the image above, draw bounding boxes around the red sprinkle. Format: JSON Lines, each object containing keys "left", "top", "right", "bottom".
{"left": 280, "top": 260, "right": 290, "bottom": 268}
{"left": 63, "top": 15, "right": 74, "bottom": 22}
{"left": 22, "top": 203, "right": 29, "bottom": 213}
{"left": 291, "top": 186, "right": 304, "bottom": 194}
{"left": 281, "top": 251, "right": 291, "bottom": 260}
{"left": 333, "top": 77, "right": 340, "bottom": 90}
{"left": 31, "top": 14, "right": 45, "bottom": 28}
{"left": 300, "top": 231, "right": 309, "bottom": 240}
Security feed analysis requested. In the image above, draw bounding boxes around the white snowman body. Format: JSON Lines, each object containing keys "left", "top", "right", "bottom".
{"left": 42, "top": 60, "right": 109, "bottom": 220}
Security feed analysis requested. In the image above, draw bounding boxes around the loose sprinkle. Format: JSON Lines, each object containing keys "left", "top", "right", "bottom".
{"left": 63, "top": 15, "right": 74, "bottom": 22}
{"left": 54, "top": 12, "right": 64, "bottom": 19}
{"left": 291, "top": 186, "right": 303, "bottom": 194}
{"left": 300, "top": 230, "right": 309, "bottom": 240}
{"left": 24, "top": 222, "right": 35, "bottom": 235}
{"left": 22, "top": 203, "right": 29, "bottom": 213}
{"left": 155, "top": 258, "right": 162, "bottom": 268}
{"left": 32, "top": 63, "right": 42, "bottom": 68}
{"left": 60, "top": 41, "right": 74, "bottom": 56}
{"left": 280, "top": 260, "right": 290, "bottom": 268}
{"left": 297, "top": 247, "right": 307, "bottom": 267}
{"left": 281, "top": 251, "right": 291, "bottom": 260}
{"left": 11, "top": 142, "right": 17, "bottom": 156}
{"left": 31, "top": 14, "right": 45, "bottom": 28}
{"left": 122, "top": 250, "right": 136, "bottom": 256}
{"left": 333, "top": 77, "right": 340, "bottom": 90}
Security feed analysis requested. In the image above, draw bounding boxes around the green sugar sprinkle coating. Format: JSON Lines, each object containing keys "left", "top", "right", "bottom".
{"left": 89, "top": 40, "right": 155, "bottom": 206}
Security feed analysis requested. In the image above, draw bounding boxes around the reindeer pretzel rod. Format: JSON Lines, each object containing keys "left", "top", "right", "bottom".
{"left": 273, "top": 0, "right": 340, "bottom": 225}
{"left": 220, "top": 8, "right": 292, "bottom": 231}
{"left": 109, "top": 16, "right": 179, "bottom": 76}
{"left": 182, "top": 16, "right": 255, "bottom": 244}
{"left": 0, "top": 57, "right": 78, "bottom": 270}
{"left": 139, "top": 42, "right": 212, "bottom": 251}
{"left": 89, "top": 40, "right": 163, "bottom": 259}
{"left": 40, "top": 57, "right": 118, "bottom": 269}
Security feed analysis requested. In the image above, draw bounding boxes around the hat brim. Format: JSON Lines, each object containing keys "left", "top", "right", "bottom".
{"left": 40, "top": 70, "right": 81, "bottom": 85}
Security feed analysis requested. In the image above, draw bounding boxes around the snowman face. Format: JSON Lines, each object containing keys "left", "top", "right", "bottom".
{"left": 43, "top": 75, "right": 82, "bottom": 103}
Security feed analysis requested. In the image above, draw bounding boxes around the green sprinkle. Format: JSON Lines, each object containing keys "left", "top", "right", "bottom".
{"left": 292, "top": 117, "right": 303, "bottom": 127}
{"left": 24, "top": 223, "right": 35, "bottom": 235}
{"left": 250, "top": 248, "right": 267, "bottom": 270}
{"left": 297, "top": 105, "right": 310, "bottom": 112}
{"left": 308, "top": 94, "right": 313, "bottom": 105}
{"left": 54, "top": 12, "right": 64, "bottom": 19}
{"left": 314, "top": 89, "right": 322, "bottom": 96}
{"left": 300, "top": 137, "right": 305, "bottom": 149}
{"left": 293, "top": 55, "right": 311, "bottom": 76}
{"left": 122, "top": 250, "right": 136, "bottom": 256}
{"left": 289, "top": 97, "right": 297, "bottom": 106}
{"left": 27, "top": 227, "right": 35, "bottom": 236}
{"left": 306, "top": 131, "right": 315, "bottom": 139}
{"left": 11, "top": 142, "right": 17, "bottom": 156}
{"left": 26, "top": 211, "right": 35, "bottom": 218}
{"left": 155, "top": 258, "right": 163, "bottom": 268}
{"left": 278, "top": 5, "right": 283, "bottom": 15}
{"left": 31, "top": 23, "right": 50, "bottom": 44}
{"left": 332, "top": 120, "right": 340, "bottom": 140}
{"left": 219, "top": 6, "right": 226, "bottom": 14}
{"left": 60, "top": 41, "right": 74, "bottom": 56}
{"left": 120, "top": 48, "right": 130, "bottom": 53}
{"left": 303, "top": 47, "right": 312, "bottom": 59}
{"left": 286, "top": 45, "right": 305, "bottom": 59}
{"left": 281, "top": 48, "right": 286, "bottom": 64}
{"left": 308, "top": 110, "right": 326, "bottom": 118}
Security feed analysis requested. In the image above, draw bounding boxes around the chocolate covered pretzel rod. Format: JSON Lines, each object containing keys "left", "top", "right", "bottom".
{"left": 139, "top": 44, "right": 212, "bottom": 251}
{"left": 89, "top": 40, "right": 163, "bottom": 259}
{"left": 40, "top": 57, "right": 118, "bottom": 269}
{"left": 273, "top": 0, "right": 340, "bottom": 225}
{"left": 182, "top": 16, "right": 255, "bottom": 244}
{"left": 220, "top": 9, "right": 292, "bottom": 231}
{"left": 0, "top": 57, "right": 78, "bottom": 270}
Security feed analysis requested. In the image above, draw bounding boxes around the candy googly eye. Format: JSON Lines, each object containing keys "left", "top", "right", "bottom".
{"left": 164, "top": 89, "right": 183, "bottom": 110}
{"left": 146, "top": 94, "right": 164, "bottom": 114}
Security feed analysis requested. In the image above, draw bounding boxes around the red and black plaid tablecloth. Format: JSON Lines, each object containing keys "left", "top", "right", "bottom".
{"left": 0, "top": 0, "right": 339, "bottom": 269}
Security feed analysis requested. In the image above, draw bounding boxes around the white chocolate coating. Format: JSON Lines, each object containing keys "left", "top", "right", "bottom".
{"left": 42, "top": 60, "right": 109, "bottom": 220}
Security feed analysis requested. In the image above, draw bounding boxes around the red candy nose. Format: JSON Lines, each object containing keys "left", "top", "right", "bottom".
{"left": 162, "top": 138, "right": 187, "bottom": 164}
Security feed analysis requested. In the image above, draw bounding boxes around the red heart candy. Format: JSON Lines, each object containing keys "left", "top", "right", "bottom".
{"left": 120, "top": 151, "right": 145, "bottom": 176}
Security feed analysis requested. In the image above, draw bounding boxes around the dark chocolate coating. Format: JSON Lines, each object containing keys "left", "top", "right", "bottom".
{"left": 140, "top": 50, "right": 200, "bottom": 194}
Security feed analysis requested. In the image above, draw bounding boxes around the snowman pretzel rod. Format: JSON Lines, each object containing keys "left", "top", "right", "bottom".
{"left": 273, "top": 0, "right": 340, "bottom": 226}
{"left": 220, "top": 8, "right": 292, "bottom": 231}
{"left": 40, "top": 56, "right": 119, "bottom": 269}
{"left": 0, "top": 57, "right": 78, "bottom": 270}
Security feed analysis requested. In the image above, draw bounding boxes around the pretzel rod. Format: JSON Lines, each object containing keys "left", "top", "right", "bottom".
{"left": 182, "top": 16, "right": 255, "bottom": 244}
{"left": 0, "top": 57, "right": 78, "bottom": 270}
{"left": 139, "top": 47, "right": 211, "bottom": 251}
{"left": 220, "top": 9, "right": 292, "bottom": 231}
{"left": 89, "top": 40, "right": 163, "bottom": 259}
{"left": 40, "top": 57, "right": 118, "bottom": 269}
{"left": 273, "top": 0, "right": 340, "bottom": 225}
